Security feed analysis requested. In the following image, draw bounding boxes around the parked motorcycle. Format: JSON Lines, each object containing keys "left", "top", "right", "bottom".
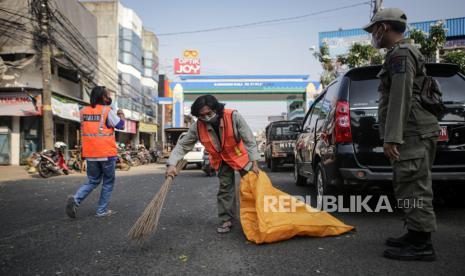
{"left": 117, "top": 143, "right": 132, "bottom": 169}
{"left": 137, "top": 145, "right": 151, "bottom": 165}
{"left": 201, "top": 150, "right": 215, "bottom": 177}
{"left": 37, "top": 142, "right": 70, "bottom": 178}
{"left": 149, "top": 149, "right": 159, "bottom": 163}
{"left": 67, "top": 146, "right": 83, "bottom": 172}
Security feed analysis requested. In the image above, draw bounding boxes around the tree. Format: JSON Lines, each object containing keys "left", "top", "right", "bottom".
{"left": 442, "top": 50, "right": 465, "bottom": 74}
{"left": 339, "top": 43, "right": 383, "bottom": 68}
{"left": 313, "top": 42, "right": 337, "bottom": 87}
{"left": 409, "top": 21, "right": 447, "bottom": 61}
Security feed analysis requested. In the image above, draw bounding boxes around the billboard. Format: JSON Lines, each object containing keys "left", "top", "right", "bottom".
{"left": 174, "top": 58, "right": 201, "bottom": 75}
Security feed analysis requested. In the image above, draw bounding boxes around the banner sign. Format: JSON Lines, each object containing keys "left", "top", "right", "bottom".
{"left": 0, "top": 92, "right": 42, "bottom": 116}
{"left": 174, "top": 58, "right": 200, "bottom": 75}
{"left": 116, "top": 119, "right": 137, "bottom": 134}
{"left": 52, "top": 97, "right": 80, "bottom": 122}
{"left": 139, "top": 122, "right": 157, "bottom": 133}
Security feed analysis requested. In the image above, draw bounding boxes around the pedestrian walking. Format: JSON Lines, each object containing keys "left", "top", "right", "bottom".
{"left": 364, "top": 8, "right": 441, "bottom": 261}
{"left": 165, "top": 95, "right": 260, "bottom": 233}
{"left": 65, "top": 86, "right": 125, "bottom": 218}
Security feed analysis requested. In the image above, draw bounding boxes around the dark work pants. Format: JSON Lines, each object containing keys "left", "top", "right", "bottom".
{"left": 391, "top": 135, "right": 437, "bottom": 232}
{"left": 217, "top": 162, "right": 248, "bottom": 223}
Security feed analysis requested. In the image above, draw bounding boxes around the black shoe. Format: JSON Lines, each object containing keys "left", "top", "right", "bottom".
{"left": 386, "top": 230, "right": 432, "bottom": 248}
{"left": 65, "top": 196, "right": 77, "bottom": 218}
{"left": 383, "top": 244, "right": 436, "bottom": 262}
{"left": 386, "top": 232, "right": 411, "bottom": 248}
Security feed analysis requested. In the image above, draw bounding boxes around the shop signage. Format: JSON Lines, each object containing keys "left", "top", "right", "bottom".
{"left": 51, "top": 97, "right": 80, "bottom": 122}
{"left": 0, "top": 92, "right": 42, "bottom": 116}
{"left": 174, "top": 58, "right": 201, "bottom": 75}
{"left": 116, "top": 119, "right": 137, "bottom": 134}
{"left": 139, "top": 122, "right": 157, "bottom": 133}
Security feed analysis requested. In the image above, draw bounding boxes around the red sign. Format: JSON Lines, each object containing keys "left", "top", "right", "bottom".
{"left": 0, "top": 92, "right": 42, "bottom": 116}
{"left": 174, "top": 58, "right": 200, "bottom": 75}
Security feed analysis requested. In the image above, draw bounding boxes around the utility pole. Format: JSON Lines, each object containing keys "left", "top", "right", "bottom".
{"left": 39, "top": 0, "right": 54, "bottom": 150}
{"left": 373, "top": 0, "right": 383, "bottom": 16}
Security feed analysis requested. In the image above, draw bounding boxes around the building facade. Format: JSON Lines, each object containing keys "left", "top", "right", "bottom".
{"left": 82, "top": 0, "right": 159, "bottom": 149}
{"left": 0, "top": 0, "right": 98, "bottom": 165}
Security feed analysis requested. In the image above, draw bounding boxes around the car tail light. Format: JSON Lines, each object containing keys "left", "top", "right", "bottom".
{"left": 335, "top": 101, "right": 352, "bottom": 143}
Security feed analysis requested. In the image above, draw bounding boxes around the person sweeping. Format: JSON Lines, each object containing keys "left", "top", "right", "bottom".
{"left": 165, "top": 95, "right": 260, "bottom": 233}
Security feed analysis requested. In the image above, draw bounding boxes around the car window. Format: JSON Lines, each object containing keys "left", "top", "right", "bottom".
{"left": 303, "top": 94, "right": 325, "bottom": 131}
{"left": 348, "top": 73, "right": 465, "bottom": 109}
{"left": 270, "top": 123, "right": 300, "bottom": 140}
{"left": 349, "top": 79, "right": 379, "bottom": 108}
{"left": 435, "top": 74, "right": 465, "bottom": 103}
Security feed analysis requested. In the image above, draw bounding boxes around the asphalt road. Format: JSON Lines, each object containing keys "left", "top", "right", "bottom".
{"left": 1, "top": 163, "right": 465, "bottom": 275}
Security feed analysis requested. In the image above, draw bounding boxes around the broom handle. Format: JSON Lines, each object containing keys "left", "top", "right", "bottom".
{"left": 166, "top": 159, "right": 188, "bottom": 179}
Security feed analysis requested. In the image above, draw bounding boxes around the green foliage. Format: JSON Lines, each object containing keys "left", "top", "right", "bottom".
{"left": 442, "top": 50, "right": 465, "bottom": 74}
{"left": 314, "top": 42, "right": 336, "bottom": 86}
{"left": 341, "top": 43, "right": 384, "bottom": 68}
{"left": 409, "top": 21, "right": 447, "bottom": 60}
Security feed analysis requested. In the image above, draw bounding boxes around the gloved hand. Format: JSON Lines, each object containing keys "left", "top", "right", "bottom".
{"left": 165, "top": 165, "right": 177, "bottom": 178}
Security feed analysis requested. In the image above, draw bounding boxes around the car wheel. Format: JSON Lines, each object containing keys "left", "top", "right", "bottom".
{"left": 294, "top": 162, "right": 306, "bottom": 186}
{"left": 270, "top": 158, "right": 278, "bottom": 172}
{"left": 315, "top": 163, "right": 336, "bottom": 207}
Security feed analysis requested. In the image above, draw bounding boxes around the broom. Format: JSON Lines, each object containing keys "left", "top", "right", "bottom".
{"left": 128, "top": 159, "right": 188, "bottom": 244}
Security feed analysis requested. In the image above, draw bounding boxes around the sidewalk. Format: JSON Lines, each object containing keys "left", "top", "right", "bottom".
{"left": 0, "top": 165, "right": 32, "bottom": 182}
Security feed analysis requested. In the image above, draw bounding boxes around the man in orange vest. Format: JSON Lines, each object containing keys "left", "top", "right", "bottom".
{"left": 166, "top": 95, "right": 260, "bottom": 233}
{"left": 66, "top": 86, "right": 125, "bottom": 218}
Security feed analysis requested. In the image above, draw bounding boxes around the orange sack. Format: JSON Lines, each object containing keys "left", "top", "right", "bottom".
{"left": 240, "top": 171, "right": 354, "bottom": 244}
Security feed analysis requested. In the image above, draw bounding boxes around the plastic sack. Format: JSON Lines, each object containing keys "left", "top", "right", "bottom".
{"left": 240, "top": 171, "right": 354, "bottom": 244}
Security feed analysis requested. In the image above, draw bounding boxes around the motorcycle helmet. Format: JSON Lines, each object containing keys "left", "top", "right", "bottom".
{"left": 54, "top": 141, "right": 67, "bottom": 149}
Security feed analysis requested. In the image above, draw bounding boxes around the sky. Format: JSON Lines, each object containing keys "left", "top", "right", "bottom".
{"left": 119, "top": 0, "right": 465, "bottom": 131}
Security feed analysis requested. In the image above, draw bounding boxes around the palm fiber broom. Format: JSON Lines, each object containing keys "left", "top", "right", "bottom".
{"left": 128, "top": 159, "right": 187, "bottom": 244}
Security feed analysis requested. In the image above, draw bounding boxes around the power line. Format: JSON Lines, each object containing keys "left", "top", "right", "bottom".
{"left": 155, "top": 1, "right": 371, "bottom": 37}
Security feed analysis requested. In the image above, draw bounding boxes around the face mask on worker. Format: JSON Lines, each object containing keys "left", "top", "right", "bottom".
{"left": 371, "top": 23, "right": 386, "bottom": 49}
{"left": 104, "top": 95, "right": 112, "bottom": 106}
{"left": 200, "top": 112, "right": 217, "bottom": 123}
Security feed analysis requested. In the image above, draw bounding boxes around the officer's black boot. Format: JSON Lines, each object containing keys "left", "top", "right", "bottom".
{"left": 384, "top": 231, "right": 436, "bottom": 261}
{"left": 386, "top": 229, "right": 432, "bottom": 248}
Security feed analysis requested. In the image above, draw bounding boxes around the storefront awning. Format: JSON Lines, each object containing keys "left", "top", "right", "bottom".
{"left": 0, "top": 92, "right": 42, "bottom": 116}
{"left": 52, "top": 96, "right": 80, "bottom": 122}
{"left": 139, "top": 122, "right": 158, "bottom": 133}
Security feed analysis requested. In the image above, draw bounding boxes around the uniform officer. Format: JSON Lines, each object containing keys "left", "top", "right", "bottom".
{"left": 364, "top": 8, "right": 441, "bottom": 261}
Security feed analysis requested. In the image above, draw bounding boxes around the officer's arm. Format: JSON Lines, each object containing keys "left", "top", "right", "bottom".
{"left": 234, "top": 112, "right": 261, "bottom": 162}
{"left": 384, "top": 51, "right": 416, "bottom": 144}
{"left": 166, "top": 122, "right": 199, "bottom": 166}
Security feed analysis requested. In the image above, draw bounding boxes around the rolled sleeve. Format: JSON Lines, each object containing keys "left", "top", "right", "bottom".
{"left": 233, "top": 112, "right": 261, "bottom": 162}
{"left": 166, "top": 123, "right": 199, "bottom": 166}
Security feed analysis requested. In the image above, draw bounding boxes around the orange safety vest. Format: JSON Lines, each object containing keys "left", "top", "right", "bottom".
{"left": 198, "top": 109, "right": 249, "bottom": 170}
{"left": 80, "top": 104, "right": 117, "bottom": 158}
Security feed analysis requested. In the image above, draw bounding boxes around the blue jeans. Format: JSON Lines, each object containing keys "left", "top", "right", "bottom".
{"left": 74, "top": 160, "right": 116, "bottom": 215}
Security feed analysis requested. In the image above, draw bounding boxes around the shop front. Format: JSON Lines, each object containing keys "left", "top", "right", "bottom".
{"left": 51, "top": 96, "right": 82, "bottom": 158}
{"left": 116, "top": 119, "right": 137, "bottom": 149}
{"left": 138, "top": 121, "right": 157, "bottom": 149}
{"left": 0, "top": 91, "right": 42, "bottom": 165}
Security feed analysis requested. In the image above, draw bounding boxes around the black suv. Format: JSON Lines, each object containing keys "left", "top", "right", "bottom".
{"left": 265, "top": 120, "right": 300, "bottom": 171}
{"left": 293, "top": 63, "right": 465, "bottom": 197}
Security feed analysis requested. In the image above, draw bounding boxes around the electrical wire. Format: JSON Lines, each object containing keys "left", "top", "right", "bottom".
{"left": 154, "top": 1, "right": 371, "bottom": 37}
